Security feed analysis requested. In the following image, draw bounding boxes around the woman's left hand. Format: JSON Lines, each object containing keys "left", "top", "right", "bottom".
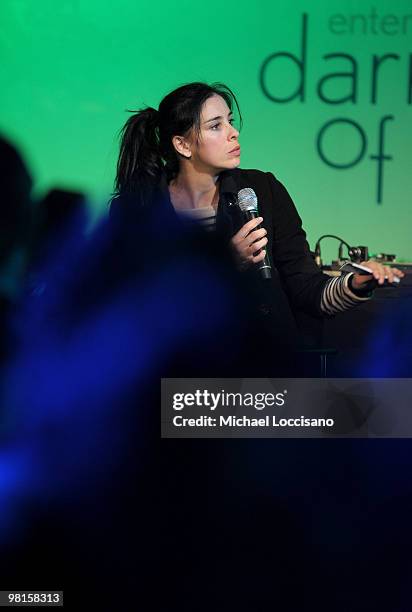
{"left": 352, "top": 260, "right": 405, "bottom": 290}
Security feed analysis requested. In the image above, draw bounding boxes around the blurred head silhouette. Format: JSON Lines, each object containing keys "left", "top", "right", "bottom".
{"left": 0, "top": 136, "right": 32, "bottom": 266}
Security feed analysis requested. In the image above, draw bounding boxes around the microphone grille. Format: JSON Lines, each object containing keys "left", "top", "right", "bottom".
{"left": 237, "top": 188, "right": 258, "bottom": 212}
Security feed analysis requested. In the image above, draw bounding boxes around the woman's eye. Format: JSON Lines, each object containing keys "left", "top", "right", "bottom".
{"left": 211, "top": 119, "right": 234, "bottom": 130}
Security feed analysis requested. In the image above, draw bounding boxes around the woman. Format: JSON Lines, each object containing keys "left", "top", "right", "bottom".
{"left": 111, "top": 82, "right": 404, "bottom": 354}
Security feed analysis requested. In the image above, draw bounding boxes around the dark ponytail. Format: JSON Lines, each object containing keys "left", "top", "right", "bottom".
{"left": 114, "top": 107, "right": 162, "bottom": 194}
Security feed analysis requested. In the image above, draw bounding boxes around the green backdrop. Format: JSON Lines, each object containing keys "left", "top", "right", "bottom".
{"left": 1, "top": 0, "right": 411, "bottom": 262}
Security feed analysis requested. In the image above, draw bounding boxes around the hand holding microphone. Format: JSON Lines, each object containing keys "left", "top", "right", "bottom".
{"left": 230, "top": 216, "right": 268, "bottom": 271}
{"left": 230, "top": 188, "right": 272, "bottom": 279}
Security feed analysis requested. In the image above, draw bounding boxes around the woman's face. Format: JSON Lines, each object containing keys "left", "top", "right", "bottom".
{"left": 188, "top": 95, "right": 241, "bottom": 173}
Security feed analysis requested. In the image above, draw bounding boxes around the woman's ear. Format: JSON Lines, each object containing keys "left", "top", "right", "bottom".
{"left": 172, "top": 136, "right": 192, "bottom": 159}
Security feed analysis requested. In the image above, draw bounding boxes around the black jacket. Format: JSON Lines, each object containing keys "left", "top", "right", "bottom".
{"left": 217, "top": 168, "right": 329, "bottom": 317}
{"left": 110, "top": 168, "right": 330, "bottom": 352}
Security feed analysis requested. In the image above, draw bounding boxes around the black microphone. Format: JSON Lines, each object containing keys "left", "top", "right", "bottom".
{"left": 237, "top": 188, "right": 272, "bottom": 280}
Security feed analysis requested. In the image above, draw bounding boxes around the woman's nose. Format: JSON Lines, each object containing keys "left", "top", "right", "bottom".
{"left": 229, "top": 125, "right": 239, "bottom": 139}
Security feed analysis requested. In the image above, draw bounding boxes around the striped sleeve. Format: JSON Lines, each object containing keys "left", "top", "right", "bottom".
{"left": 320, "top": 273, "right": 372, "bottom": 315}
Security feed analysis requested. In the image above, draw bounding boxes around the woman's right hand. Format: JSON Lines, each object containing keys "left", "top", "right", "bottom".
{"left": 230, "top": 217, "right": 268, "bottom": 270}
